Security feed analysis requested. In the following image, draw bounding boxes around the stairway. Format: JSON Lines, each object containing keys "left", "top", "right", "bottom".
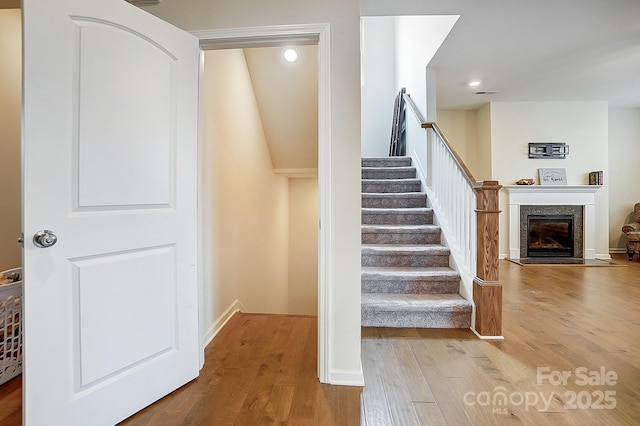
{"left": 361, "top": 157, "right": 472, "bottom": 328}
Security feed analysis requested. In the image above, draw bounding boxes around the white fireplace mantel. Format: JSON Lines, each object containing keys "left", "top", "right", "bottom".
{"left": 504, "top": 185, "right": 601, "bottom": 259}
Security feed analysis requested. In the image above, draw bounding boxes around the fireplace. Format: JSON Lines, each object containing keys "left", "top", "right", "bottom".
{"left": 519, "top": 205, "right": 583, "bottom": 258}
{"left": 527, "top": 215, "right": 574, "bottom": 257}
{"left": 505, "top": 186, "right": 601, "bottom": 260}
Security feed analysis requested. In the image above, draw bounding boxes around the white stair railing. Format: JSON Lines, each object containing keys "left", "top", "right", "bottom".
{"left": 403, "top": 93, "right": 503, "bottom": 338}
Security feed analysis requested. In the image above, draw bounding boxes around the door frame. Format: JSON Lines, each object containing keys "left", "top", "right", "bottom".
{"left": 191, "top": 23, "right": 332, "bottom": 383}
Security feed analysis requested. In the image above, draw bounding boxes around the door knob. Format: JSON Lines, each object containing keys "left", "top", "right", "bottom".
{"left": 33, "top": 230, "right": 58, "bottom": 248}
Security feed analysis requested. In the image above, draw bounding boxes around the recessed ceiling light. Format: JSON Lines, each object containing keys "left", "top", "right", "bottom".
{"left": 283, "top": 48, "right": 298, "bottom": 62}
{"left": 468, "top": 80, "right": 481, "bottom": 87}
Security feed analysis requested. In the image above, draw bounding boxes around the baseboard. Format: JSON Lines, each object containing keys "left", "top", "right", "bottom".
{"left": 472, "top": 327, "right": 505, "bottom": 340}
{"left": 609, "top": 248, "right": 625, "bottom": 254}
{"left": 329, "top": 364, "right": 365, "bottom": 387}
{"left": 273, "top": 168, "right": 318, "bottom": 178}
{"left": 202, "top": 299, "right": 246, "bottom": 348}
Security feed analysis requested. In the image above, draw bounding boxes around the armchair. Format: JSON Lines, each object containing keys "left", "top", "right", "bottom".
{"left": 622, "top": 203, "right": 640, "bottom": 260}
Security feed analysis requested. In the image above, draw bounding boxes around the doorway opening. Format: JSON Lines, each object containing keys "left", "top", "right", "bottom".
{"left": 194, "top": 25, "right": 332, "bottom": 382}
{"left": 198, "top": 44, "right": 320, "bottom": 335}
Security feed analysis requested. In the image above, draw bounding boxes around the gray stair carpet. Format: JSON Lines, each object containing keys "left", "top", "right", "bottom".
{"left": 361, "top": 157, "right": 472, "bottom": 328}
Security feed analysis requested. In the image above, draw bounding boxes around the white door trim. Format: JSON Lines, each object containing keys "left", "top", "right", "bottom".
{"left": 191, "top": 23, "right": 332, "bottom": 383}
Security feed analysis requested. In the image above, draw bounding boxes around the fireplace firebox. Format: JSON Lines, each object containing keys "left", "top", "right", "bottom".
{"left": 527, "top": 215, "right": 574, "bottom": 257}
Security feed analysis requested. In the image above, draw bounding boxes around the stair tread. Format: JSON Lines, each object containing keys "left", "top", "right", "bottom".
{"left": 361, "top": 266, "right": 459, "bottom": 278}
{"left": 362, "top": 207, "right": 432, "bottom": 213}
{"left": 362, "top": 192, "right": 425, "bottom": 196}
{"left": 362, "top": 166, "right": 415, "bottom": 171}
{"left": 362, "top": 244, "right": 449, "bottom": 251}
{"left": 362, "top": 224, "right": 439, "bottom": 232}
{"left": 362, "top": 157, "right": 411, "bottom": 164}
{"left": 363, "top": 178, "right": 420, "bottom": 182}
{"left": 362, "top": 293, "right": 472, "bottom": 310}
{"left": 362, "top": 193, "right": 426, "bottom": 199}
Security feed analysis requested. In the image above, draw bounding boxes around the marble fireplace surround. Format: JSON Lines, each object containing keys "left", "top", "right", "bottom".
{"left": 504, "top": 186, "right": 601, "bottom": 259}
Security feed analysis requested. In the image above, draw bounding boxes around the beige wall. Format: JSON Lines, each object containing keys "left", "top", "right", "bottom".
{"left": 608, "top": 108, "right": 640, "bottom": 251}
{"left": 438, "top": 104, "right": 640, "bottom": 255}
{"left": 146, "top": 0, "right": 362, "bottom": 382}
{"left": 288, "top": 178, "right": 318, "bottom": 315}
{"left": 476, "top": 103, "right": 492, "bottom": 181}
{"left": 201, "top": 49, "right": 289, "bottom": 329}
{"left": 0, "top": 9, "right": 22, "bottom": 272}
{"left": 490, "top": 102, "right": 610, "bottom": 258}
{"left": 436, "top": 107, "right": 492, "bottom": 181}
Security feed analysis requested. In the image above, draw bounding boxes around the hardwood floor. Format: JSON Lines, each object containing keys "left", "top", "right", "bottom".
{"left": 2, "top": 254, "right": 639, "bottom": 425}
{"left": 362, "top": 254, "right": 640, "bottom": 425}
{"left": 122, "top": 313, "right": 361, "bottom": 425}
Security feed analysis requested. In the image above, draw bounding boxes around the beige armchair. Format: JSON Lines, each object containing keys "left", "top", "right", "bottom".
{"left": 622, "top": 203, "right": 640, "bottom": 260}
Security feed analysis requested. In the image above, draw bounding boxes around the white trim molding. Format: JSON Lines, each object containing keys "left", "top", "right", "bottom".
{"left": 330, "top": 367, "right": 365, "bottom": 387}
{"left": 202, "top": 299, "right": 246, "bottom": 349}
{"left": 192, "top": 23, "right": 337, "bottom": 385}
{"left": 274, "top": 168, "right": 318, "bottom": 178}
{"left": 472, "top": 328, "right": 505, "bottom": 340}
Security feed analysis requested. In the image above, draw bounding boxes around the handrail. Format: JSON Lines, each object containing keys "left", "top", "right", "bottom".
{"left": 403, "top": 94, "right": 476, "bottom": 185}
{"left": 423, "top": 122, "right": 477, "bottom": 186}
{"left": 402, "top": 92, "right": 503, "bottom": 338}
{"left": 402, "top": 92, "right": 425, "bottom": 124}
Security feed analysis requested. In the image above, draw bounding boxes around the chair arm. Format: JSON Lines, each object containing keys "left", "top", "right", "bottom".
{"left": 622, "top": 222, "right": 640, "bottom": 233}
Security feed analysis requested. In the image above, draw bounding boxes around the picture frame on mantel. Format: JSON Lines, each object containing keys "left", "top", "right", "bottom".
{"left": 538, "top": 168, "right": 567, "bottom": 185}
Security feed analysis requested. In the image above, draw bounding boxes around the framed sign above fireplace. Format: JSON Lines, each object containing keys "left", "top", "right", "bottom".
{"left": 538, "top": 168, "right": 567, "bottom": 185}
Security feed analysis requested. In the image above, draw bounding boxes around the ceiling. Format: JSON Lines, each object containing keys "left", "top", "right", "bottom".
{"left": 244, "top": 45, "right": 318, "bottom": 171}
{"left": 391, "top": 0, "right": 640, "bottom": 110}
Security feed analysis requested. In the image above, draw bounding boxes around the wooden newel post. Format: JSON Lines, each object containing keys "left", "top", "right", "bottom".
{"left": 473, "top": 181, "right": 503, "bottom": 338}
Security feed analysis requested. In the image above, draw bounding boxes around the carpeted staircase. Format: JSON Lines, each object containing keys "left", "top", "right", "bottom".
{"left": 361, "top": 157, "right": 472, "bottom": 328}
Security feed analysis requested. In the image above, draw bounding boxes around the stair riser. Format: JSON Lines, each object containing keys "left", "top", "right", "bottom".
{"left": 362, "top": 181, "right": 421, "bottom": 193}
{"left": 361, "top": 232, "right": 440, "bottom": 245}
{"left": 362, "top": 158, "right": 411, "bottom": 168}
{"left": 362, "top": 169, "right": 416, "bottom": 179}
{"left": 362, "top": 212, "right": 433, "bottom": 225}
{"left": 361, "top": 280, "right": 460, "bottom": 294}
{"left": 362, "top": 253, "right": 449, "bottom": 268}
{"left": 361, "top": 310, "right": 471, "bottom": 328}
{"left": 362, "top": 195, "right": 426, "bottom": 209}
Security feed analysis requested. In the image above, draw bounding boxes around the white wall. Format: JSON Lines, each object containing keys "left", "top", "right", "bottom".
{"left": 201, "top": 49, "right": 289, "bottom": 334}
{"left": 146, "top": 0, "right": 363, "bottom": 384}
{"left": 360, "top": 15, "right": 458, "bottom": 159}
{"left": 288, "top": 178, "right": 318, "bottom": 315}
{"left": 360, "top": 16, "right": 395, "bottom": 158}
{"left": 0, "top": 9, "right": 21, "bottom": 272}
{"left": 490, "top": 102, "right": 610, "bottom": 258}
{"left": 394, "top": 16, "right": 458, "bottom": 116}
{"left": 608, "top": 108, "right": 640, "bottom": 251}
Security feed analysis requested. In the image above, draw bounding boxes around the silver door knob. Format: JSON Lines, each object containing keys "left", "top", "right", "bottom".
{"left": 33, "top": 230, "right": 57, "bottom": 248}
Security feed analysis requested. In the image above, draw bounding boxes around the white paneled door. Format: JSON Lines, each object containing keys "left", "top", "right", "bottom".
{"left": 22, "top": 0, "right": 200, "bottom": 424}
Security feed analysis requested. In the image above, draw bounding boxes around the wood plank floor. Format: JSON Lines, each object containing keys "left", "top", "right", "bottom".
{"left": 2, "top": 254, "right": 639, "bottom": 425}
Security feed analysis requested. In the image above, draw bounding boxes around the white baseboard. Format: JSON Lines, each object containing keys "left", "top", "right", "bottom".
{"left": 472, "top": 327, "right": 505, "bottom": 340}
{"left": 273, "top": 168, "right": 318, "bottom": 178}
{"left": 329, "top": 364, "right": 365, "bottom": 387}
{"left": 202, "top": 299, "right": 246, "bottom": 348}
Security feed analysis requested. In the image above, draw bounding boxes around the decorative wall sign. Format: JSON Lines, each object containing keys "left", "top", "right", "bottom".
{"left": 538, "top": 168, "right": 567, "bottom": 185}
{"left": 528, "top": 142, "right": 569, "bottom": 159}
